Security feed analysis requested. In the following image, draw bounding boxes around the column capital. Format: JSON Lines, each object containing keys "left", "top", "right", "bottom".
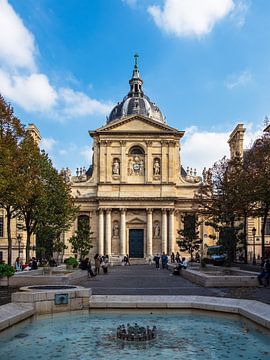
{"left": 169, "top": 209, "right": 175, "bottom": 214}
{"left": 120, "top": 140, "right": 126, "bottom": 146}
{"left": 147, "top": 208, "right": 153, "bottom": 214}
{"left": 98, "top": 208, "right": 104, "bottom": 214}
{"left": 120, "top": 208, "right": 127, "bottom": 213}
{"left": 105, "top": 208, "right": 112, "bottom": 214}
{"left": 162, "top": 208, "right": 168, "bottom": 214}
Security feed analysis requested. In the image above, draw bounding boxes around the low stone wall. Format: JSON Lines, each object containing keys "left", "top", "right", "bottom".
{"left": 180, "top": 268, "right": 258, "bottom": 287}
{"left": 12, "top": 286, "right": 92, "bottom": 315}
{"left": 0, "top": 269, "right": 88, "bottom": 287}
{"left": 0, "top": 303, "right": 34, "bottom": 332}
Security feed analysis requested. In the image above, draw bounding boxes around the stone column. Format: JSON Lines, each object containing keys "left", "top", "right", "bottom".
{"left": 98, "top": 209, "right": 104, "bottom": 255}
{"left": 105, "top": 209, "right": 112, "bottom": 255}
{"left": 162, "top": 209, "right": 168, "bottom": 253}
{"left": 99, "top": 141, "right": 106, "bottom": 182}
{"left": 146, "top": 140, "right": 152, "bottom": 183}
{"left": 120, "top": 208, "right": 126, "bottom": 256}
{"left": 161, "top": 141, "right": 168, "bottom": 183}
{"left": 147, "top": 208, "right": 153, "bottom": 256}
{"left": 168, "top": 140, "right": 175, "bottom": 183}
{"left": 120, "top": 141, "right": 127, "bottom": 183}
{"left": 168, "top": 209, "right": 175, "bottom": 255}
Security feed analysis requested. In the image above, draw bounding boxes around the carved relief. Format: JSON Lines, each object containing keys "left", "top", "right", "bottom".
{"left": 128, "top": 156, "right": 144, "bottom": 175}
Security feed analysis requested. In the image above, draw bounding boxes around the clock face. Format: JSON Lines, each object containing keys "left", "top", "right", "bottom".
{"left": 133, "top": 163, "right": 140, "bottom": 171}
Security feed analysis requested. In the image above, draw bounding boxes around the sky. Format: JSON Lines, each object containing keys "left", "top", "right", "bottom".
{"left": 0, "top": 0, "right": 269, "bottom": 175}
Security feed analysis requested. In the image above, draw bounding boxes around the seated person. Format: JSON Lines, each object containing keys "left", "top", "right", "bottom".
{"left": 173, "top": 257, "right": 188, "bottom": 275}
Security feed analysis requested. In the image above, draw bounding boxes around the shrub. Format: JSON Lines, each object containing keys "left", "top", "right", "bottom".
{"left": 0, "top": 263, "right": 16, "bottom": 278}
{"left": 64, "top": 257, "right": 78, "bottom": 268}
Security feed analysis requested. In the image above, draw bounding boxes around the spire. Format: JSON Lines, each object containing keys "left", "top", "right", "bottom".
{"left": 128, "top": 53, "right": 143, "bottom": 97}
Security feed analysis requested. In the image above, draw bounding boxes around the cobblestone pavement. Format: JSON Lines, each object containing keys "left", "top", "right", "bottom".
{"left": 79, "top": 264, "right": 270, "bottom": 304}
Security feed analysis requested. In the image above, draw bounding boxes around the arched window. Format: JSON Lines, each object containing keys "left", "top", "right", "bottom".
{"left": 129, "top": 146, "right": 144, "bottom": 155}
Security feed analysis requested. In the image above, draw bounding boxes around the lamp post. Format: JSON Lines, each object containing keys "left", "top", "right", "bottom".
{"left": 17, "top": 234, "right": 22, "bottom": 258}
{"left": 252, "top": 227, "right": 256, "bottom": 265}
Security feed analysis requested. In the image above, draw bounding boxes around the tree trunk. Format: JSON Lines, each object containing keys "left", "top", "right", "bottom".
{"left": 6, "top": 207, "right": 12, "bottom": 266}
{"left": 243, "top": 213, "right": 248, "bottom": 264}
{"left": 261, "top": 208, "right": 268, "bottom": 259}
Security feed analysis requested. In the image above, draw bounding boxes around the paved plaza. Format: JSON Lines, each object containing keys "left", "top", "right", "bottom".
{"left": 1, "top": 263, "right": 270, "bottom": 306}
{"left": 80, "top": 264, "right": 270, "bottom": 304}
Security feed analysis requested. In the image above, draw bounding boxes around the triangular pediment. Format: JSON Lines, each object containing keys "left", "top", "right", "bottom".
{"left": 92, "top": 115, "right": 184, "bottom": 136}
{"left": 128, "top": 217, "right": 146, "bottom": 224}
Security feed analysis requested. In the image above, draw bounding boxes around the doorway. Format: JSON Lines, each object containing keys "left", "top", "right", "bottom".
{"left": 129, "top": 229, "right": 144, "bottom": 258}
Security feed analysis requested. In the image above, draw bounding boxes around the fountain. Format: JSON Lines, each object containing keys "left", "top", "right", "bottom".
{"left": 116, "top": 323, "right": 157, "bottom": 341}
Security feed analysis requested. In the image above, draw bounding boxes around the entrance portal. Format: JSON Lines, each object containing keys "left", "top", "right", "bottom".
{"left": 129, "top": 229, "right": 144, "bottom": 258}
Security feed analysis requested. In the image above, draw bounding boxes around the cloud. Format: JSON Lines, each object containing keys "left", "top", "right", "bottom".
{"left": 148, "top": 0, "right": 235, "bottom": 38}
{"left": 80, "top": 146, "right": 93, "bottom": 165}
{"left": 0, "top": 0, "right": 111, "bottom": 118}
{"left": 181, "top": 126, "right": 230, "bottom": 175}
{"left": 225, "top": 69, "right": 252, "bottom": 89}
{"left": 230, "top": 0, "right": 250, "bottom": 27}
{"left": 0, "top": 70, "right": 58, "bottom": 111}
{"left": 0, "top": 0, "right": 36, "bottom": 71}
{"left": 122, "top": 0, "right": 137, "bottom": 7}
{"left": 40, "top": 137, "right": 57, "bottom": 152}
{"left": 58, "top": 88, "right": 112, "bottom": 118}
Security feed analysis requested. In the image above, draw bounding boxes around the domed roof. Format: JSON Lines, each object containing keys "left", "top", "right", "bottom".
{"left": 107, "top": 55, "right": 165, "bottom": 124}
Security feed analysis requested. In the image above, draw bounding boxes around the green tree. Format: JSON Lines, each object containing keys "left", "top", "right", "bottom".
{"left": 0, "top": 95, "right": 25, "bottom": 265}
{"left": 177, "top": 214, "right": 202, "bottom": 260}
{"left": 247, "top": 133, "right": 270, "bottom": 257}
{"left": 69, "top": 218, "right": 93, "bottom": 260}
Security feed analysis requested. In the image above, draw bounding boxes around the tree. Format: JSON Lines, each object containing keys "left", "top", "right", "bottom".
{"left": 69, "top": 218, "right": 93, "bottom": 260}
{"left": 247, "top": 133, "right": 270, "bottom": 257}
{"left": 17, "top": 135, "right": 78, "bottom": 262}
{"left": 0, "top": 95, "right": 25, "bottom": 265}
{"left": 195, "top": 157, "right": 243, "bottom": 263}
{"left": 177, "top": 213, "right": 202, "bottom": 260}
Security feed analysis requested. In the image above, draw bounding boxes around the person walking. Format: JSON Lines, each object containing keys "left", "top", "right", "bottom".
{"left": 94, "top": 254, "right": 101, "bottom": 275}
{"left": 161, "top": 252, "right": 168, "bottom": 270}
{"left": 153, "top": 254, "right": 160, "bottom": 269}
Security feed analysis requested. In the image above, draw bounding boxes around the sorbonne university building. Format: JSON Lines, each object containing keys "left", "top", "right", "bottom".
{"left": 1, "top": 60, "right": 269, "bottom": 263}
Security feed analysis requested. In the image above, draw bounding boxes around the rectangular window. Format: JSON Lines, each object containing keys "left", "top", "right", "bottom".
{"left": 0, "top": 216, "right": 3, "bottom": 237}
{"left": 265, "top": 218, "right": 270, "bottom": 235}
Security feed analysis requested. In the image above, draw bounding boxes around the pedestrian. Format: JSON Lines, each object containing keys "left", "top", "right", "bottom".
{"left": 161, "top": 252, "right": 168, "bottom": 270}
{"left": 94, "top": 254, "right": 101, "bottom": 274}
{"left": 153, "top": 254, "right": 160, "bottom": 268}
{"left": 102, "top": 255, "right": 109, "bottom": 274}
{"left": 15, "top": 257, "right": 22, "bottom": 272}
{"left": 170, "top": 252, "right": 175, "bottom": 263}
{"left": 258, "top": 258, "right": 270, "bottom": 287}
{"left": 31, "top": 257, "right": 38, "bottom": 270}
{"left": 124, "top": 254, "right": 130, "bottom": 266}
{"left": 175, "top": 252, "right": 180, "bottom": 263}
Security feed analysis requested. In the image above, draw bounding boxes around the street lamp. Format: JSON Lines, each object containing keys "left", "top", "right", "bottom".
{"left": 252, "top": 227, "right": 256, "bottom": 265}
{"left": 17, "top": 234, "right": 22, "bottom": 258}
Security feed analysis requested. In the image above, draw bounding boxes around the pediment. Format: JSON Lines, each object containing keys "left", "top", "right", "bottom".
{"left": 93, "top": 115, "right": 184, "bottom": 136}
{"left": 128, "top": 217, "right": 146, "bottom": 224}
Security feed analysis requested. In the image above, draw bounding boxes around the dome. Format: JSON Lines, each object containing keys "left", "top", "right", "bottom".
{"left": 107, "top": 55, "right": 165, "bottom": 124}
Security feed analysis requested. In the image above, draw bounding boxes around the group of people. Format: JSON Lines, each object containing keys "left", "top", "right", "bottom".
{"left": 79, "top": 254, "right": 110, "bottom": 277}
{"left": 14, "top": 257, "right": 38, "bottom": 271}
{"left": 151, "top": 252, "right": 188, "bottom": 275}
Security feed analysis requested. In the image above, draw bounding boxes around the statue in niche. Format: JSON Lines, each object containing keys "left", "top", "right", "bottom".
{"left": 113, "top": 221, "right": 119, "bottom": 237}
{"left": 112, "top": 159, "right": 120, "bottom": 175}
{"left": 128, "top": 159, "right": 134, "bottom": 175}
{"left": 153, "top": 222, "right": 160, "bottom": 237}
{"left": 139, "top": 159, "right": 144, "bottom": 175}
{"left": 128, "top": 157, "right": 144, "bottom": 175}
{"left": 153, "top": 159, "right": 160, "bottom": 176}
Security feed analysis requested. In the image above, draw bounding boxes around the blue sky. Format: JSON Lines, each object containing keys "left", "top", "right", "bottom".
{"left": 0, "top": 0, "right": 269, "bottom": 174}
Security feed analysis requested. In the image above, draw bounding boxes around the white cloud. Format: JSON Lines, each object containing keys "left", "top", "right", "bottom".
{"left": 148, "top": 0, "right": 235, "bottom": 38}
{"left": 80, "top": 146, "right": 93, "bottom": 165}
{"left": 0, "top": 0, "right": 36, "bottom": 71}
{"left": 0, "top": 70, "right": 58, "bottom": 111}
{"left": 122, "top": 0, "right": 137, "bottom": 7}
{"left": 181, "top": 127, "right": 230, "bottom": 175}
{"left": 58, "top": 88, "right": 112, "bottom": 118}
{"left": 230, "top": 0, "right": 250, "bottom": 27}
{"left": 0, "top": 0, "right": 111, "bottom": 118}
{"left": 40, "top": 137, "right": 57, "bottom": 152}
{"left": 59, "top": 149, "right": 68, "bottom": 155}
{"left": 225, "top": 69, "right": 252, "bottom": 89}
